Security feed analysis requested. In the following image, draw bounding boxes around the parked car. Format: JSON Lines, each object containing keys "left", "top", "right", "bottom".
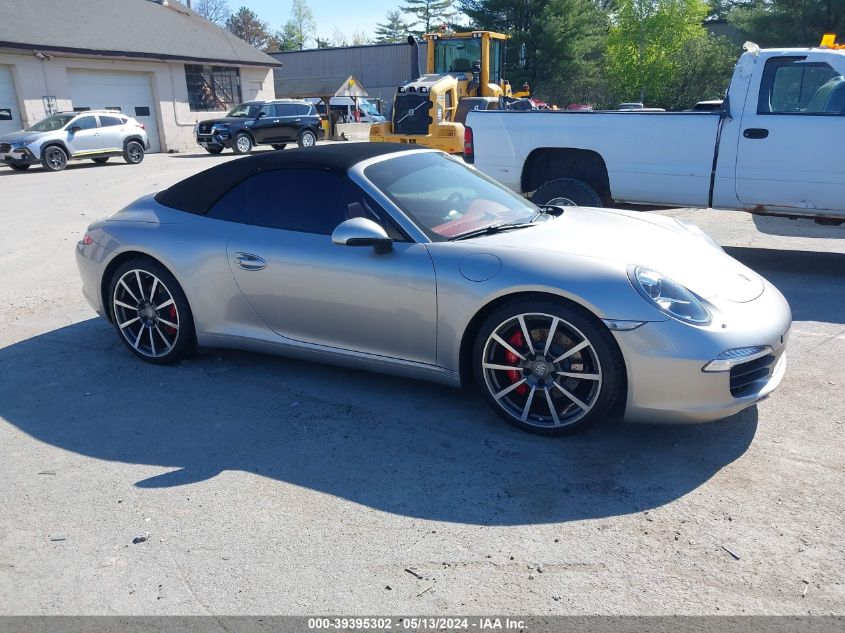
{"left": 76, "top": 144, "right": 791, "bottom": 436}
{"left": 0, "top": 111, "right": 149, "bottom": 172}
{"left": 195, "top": 99, "right": 323, "bottom": 155}
{"left": 466, "top": 41, "right": 845, "bottom": 224}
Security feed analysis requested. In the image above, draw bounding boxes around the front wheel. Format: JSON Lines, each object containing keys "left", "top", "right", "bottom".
{"left": 123, "top": 141, "right": 145, "bottom": 165}
{"left": 473, "top": 299, "right": 623, "bottom": 435}
{"left": 297, "top": 129, "right": 317, "bottom": 148}
{"left": 41, "top": 146, "right": 68, "bottom": 172}
{"left": 233, "top": 132, "right": 253, "bottom": 155}
{"left": 108, "top": 258, "right": 195, "bottom": 364}
{"left": 532, "top": 178, "right": 603, "bottom": 207}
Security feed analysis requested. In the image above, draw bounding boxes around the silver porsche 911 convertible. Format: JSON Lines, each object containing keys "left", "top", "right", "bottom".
{"left": 76, "top": 144, "right": 791, "bottom": 435}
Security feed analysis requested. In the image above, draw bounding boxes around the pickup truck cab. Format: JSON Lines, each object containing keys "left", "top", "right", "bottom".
{"left": 466, "top": 42, "right": 845, "bottom": 224}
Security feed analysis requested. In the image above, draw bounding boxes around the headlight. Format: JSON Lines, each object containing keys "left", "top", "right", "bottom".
{"left": 628, "top": 265, "right": 711, "bottom": 325}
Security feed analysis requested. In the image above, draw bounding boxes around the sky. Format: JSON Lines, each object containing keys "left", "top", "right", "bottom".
{"left": 239, "top": 0, "right": 408, "bottom": 43}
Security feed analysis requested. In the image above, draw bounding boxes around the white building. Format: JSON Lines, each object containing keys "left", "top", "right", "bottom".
{"left": 0, "top": 0, "right": 278, "bottom": 152}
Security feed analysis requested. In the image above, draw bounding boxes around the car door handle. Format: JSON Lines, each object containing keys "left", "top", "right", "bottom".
{"left": 294, "top": 118, "right": 302, "bottom": 122}
{"left": 743, "top": 128, "right": 769, "bottom": 139}
{"left": 273, "top": 119, "right": 279, "bottom": 123}
{"left": 234, "top": 252, "right": 267, "bottom": 271}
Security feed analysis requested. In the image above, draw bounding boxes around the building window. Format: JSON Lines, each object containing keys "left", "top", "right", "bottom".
{"left": 185, "top": 64, "right": 242, "bottom": 112}
{"left": 135, "top": 106, "right": 151, "bottom": 117}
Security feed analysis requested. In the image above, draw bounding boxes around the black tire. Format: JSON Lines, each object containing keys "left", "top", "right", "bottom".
{"left": 92, "top": 157, "right": 109, "bottom": 164}
{"left": 271, "top": 144, "right": 287, "bottom": 151}
{"left": 204, "top": 146, "right": 224, "bottom": 155}
{"left": 123, "top": 140, "right": 145, "bottom": 165}
{"left": 297, "top": 128, "right": 317, "bottom": 148}
{"left": 232, "top": 132, "right": 253, "bottom": 155}
{"left": 8, "top": 163, "right": 30, "bottom": 171}
{"left": 532, "top": 178, "right": 603, "bottom": 207}
{"left": 41, "top": 145, "right": 68, "bottom": 172}
{"left": 107, "top": 257, "right": 195, "bottom": 365}
{"left": 473, "top": 298, "right": 623, "bottom": 436}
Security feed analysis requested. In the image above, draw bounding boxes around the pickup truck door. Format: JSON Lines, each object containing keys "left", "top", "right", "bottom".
{"left": 735, "top": 54, "right": 845, "bottom": 214}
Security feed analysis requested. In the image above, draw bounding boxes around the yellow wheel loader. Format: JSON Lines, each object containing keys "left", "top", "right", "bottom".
{"left": 370, "top": 30, "right": 531, "bottom": 154}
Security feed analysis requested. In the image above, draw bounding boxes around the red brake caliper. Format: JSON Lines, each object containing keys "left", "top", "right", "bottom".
{"left": 505, "top": 331, "right": 528, "bottom": 396}
{"left": 165, "top": 304, "right": 178, "bottom": 335}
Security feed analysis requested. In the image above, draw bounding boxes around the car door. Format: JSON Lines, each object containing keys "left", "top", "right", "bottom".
{"left": 247, "top": 103, "right": 277, "bottom": 145}
{"left": 211, "top": 168, "right": 438, "bottom": 364}
{"left": 64, "top": 114, "right": 102, "bottom": 155}
{"left": 735, "top": 55, "right": 845, "bottom": 213}
{"left": 273, "top": 103, "right": 299, "bottom": 141}
{"left": 96, "top": 114, "right": 126, "bottom": 153}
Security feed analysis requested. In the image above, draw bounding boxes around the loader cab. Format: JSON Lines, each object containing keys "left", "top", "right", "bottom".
{"left": 424, "top": 31, "right": 508, "bottom": 97}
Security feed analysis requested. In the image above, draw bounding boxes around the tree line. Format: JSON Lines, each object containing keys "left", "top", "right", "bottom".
{"left": 191, "top": 0, "right": 845, "bottom": 110}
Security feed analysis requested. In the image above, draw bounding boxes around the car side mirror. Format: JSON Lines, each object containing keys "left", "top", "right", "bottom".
{"left": 69, "top": 126, "right": 82, "bottom": 133}
{"left": 332, "top": 218, "right": 393, "bottom": 254}
{"left": 256, "top": 111, "right": 266, "bottom": 119}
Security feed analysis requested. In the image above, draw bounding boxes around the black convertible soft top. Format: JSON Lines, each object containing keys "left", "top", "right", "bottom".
{"left": 155, "top": 143, "right": 418, "bottom": 215}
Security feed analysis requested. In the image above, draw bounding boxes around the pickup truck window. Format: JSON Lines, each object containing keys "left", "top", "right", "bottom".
{"left": 759, "top": 57, "right": 845, "bottom": 115}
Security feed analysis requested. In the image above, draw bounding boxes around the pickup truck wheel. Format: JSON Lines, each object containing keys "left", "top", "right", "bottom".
{"left": 533, "top": 178, "right": 603, "bottom": 207}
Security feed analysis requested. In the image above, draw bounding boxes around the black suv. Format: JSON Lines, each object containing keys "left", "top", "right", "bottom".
{"left": 195, "top": 100, "right": 323, "bottom": 155}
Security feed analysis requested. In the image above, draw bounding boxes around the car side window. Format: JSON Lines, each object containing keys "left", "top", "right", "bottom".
{"left": 258, "top": 104, "right": 274, "bottom": 118}
{"left": 72, "top": 115, "right": 98, "bottom": 130}
{"left": 99, "top": 115, "right": 124, "bottom": 127}
{"left": 275, "top": 104, "right": 297, "bottom": 117}
{"left": 758, "top": 57, "right": 845, "bottom": 115}
{"left": 294, "top": 104, "right": 311, "bottom": 116}
{"left": 208, "top": 169, "right": 348, "bottom": 235}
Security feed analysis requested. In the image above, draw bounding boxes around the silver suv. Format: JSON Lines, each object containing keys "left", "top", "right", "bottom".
{"left": 0, "top": 111, "right": 151, "bottom": 172}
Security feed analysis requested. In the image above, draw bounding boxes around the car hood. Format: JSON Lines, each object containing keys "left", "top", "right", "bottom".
{"left": 0, "top": 130, "right": 40, "bottom": 143}
{"left": 199, "top": 117, "right": 245, "bottom": 126}
{"left": 477, "top": 207, "right": 764, "bottom": 303}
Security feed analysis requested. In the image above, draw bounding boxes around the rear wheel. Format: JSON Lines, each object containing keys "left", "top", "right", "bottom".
{"left": 41, "top": 146, "right": 68, "bottom": 172}
{"left": 92, "top": 157, "right": 109, "bottom": 164}
{"left": 533, "top": 178, "right": 602, "bottom": 207}
{"left": 271, "top": 144, "right": 287, "bottom": 150}
{"left": 473, "top": 299, "right": 622, "bottom": 436}
{"left": 297, "top": 129, "right": 317, "bottom": 148}
{"left": 9, "top": 163, "right": 30, "bottom": 171}
{"left": 108, "top": 258, "right": 195, "bottom": 365}
{"left": 123, "top": 141, "right": 144, "bottom": 165}
{"left": 233, "top": 132, "right": 253, "bottom": 155}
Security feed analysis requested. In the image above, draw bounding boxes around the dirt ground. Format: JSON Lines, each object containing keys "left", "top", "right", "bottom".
{"left": 0, "top": 150, "right": 843, "bottom": 615}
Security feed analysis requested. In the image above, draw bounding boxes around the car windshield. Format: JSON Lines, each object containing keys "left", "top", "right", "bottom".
{"left": 226, "top": 103, "right": 262, "bottom": 118}
{"left": 364, "top": 152, "right": 539, "bottom": 241}
{"left": 27, "top": 114, "right": 75, "bottom": 132}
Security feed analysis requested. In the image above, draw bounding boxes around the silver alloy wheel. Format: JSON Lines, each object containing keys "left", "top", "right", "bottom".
{"left": 300, "top": 130, "right": 316, "bottom": 147}
{"left": 236, "top": 134, "right": 252, "bottom": 153}
{"left": 112, "top": 269, "right": 180, "bottom": 359}
{"left": 45, "top": 147, "right": 66, "bottom": 170}
{"left": 126, "top": 143, "right": 143, "bottom": 163}
{"left": 481, "top": 312, "right": 602, "bottom": 429}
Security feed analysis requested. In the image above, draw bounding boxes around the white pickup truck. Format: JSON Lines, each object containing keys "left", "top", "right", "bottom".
{"left": 466, "top": 43, "right": 845, "bottom": 224}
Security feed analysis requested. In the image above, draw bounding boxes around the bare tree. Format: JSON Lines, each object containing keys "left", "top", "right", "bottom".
{"left": 193, "top": 0, "right": 230, "bottom": 26}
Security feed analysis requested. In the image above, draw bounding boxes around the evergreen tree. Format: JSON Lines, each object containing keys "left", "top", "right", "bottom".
{"left": 401, "top": 0, "right": 456, "bottom": 34}
{"left": 730, "top": 0, "right": 845, "bottom": 47}
{"left": 225, "top": 6, "right": 271, "bottom": 49}
{"left": 375, "top": 9, "right": 414, "bottom": 43}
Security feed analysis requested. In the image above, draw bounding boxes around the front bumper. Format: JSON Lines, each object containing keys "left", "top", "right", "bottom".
{"left": 1, "top": 147, "right": 39, "bottom": 166}
{"left": 196, "top": 132, "right": 231, "bottom": 149}
{"left": 613, "top": 280, "right": 792, "bottom": 424}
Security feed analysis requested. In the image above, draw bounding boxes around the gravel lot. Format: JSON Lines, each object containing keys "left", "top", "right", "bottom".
{"left": 0, "top": 149, "right": 843, "bottom": 616}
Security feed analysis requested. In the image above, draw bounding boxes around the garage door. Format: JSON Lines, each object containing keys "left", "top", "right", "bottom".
{"left": 67, "top": 69, "right": 161, "bottom": 152}
{"left": 0, "top": 65, "right": 23, "bottom": 136}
